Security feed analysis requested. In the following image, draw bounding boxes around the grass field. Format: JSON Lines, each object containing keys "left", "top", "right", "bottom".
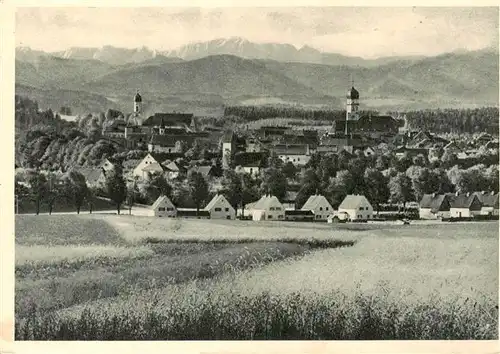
{"left": 14, "top": 215, "right": 499, "bottom": 340}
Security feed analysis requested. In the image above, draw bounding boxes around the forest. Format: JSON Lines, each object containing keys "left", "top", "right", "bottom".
{"left": 225, "top": 105, "right": 499, "bottom": 135}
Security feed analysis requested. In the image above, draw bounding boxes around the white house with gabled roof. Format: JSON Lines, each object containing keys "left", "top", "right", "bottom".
{"left": 301, "top": 194, "right": 333, "bottom": 221}
{"left": 338, "top": 195, "right": 373, "bottom": 221}
{"left": 133, "top": 153, "right": 162, "bottom": 179}
{"left": 204, "top": 194, "right": 236, "bottom": 220}
{"left": 249, "top": 195, "right": 285, "bottom": 221}
{"left": 150, "top": 195, "right": 177, "bottom": 217}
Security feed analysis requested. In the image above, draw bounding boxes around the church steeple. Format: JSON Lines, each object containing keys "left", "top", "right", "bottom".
{"left": 134, "top": 89, "right": 142, "bottom": 115}
{"left": 346, "top": 76, "right": 360, "bottom": 125}
{"left": 345, "top": 75, "right": 359, "bottom": 137}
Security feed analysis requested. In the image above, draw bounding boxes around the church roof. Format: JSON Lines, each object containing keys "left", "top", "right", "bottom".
{"left": 347, "top": 86, "right": 359, "bottom": 99}
{"left": 134, "top": 92, "right": 142, "bottom": 103}
{"left": 142, "top": 113, "right": 193, "bottom": 127}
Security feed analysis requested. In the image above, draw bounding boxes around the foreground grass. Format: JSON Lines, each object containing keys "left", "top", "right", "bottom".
{"left": 15, "top": 215, "right": 498, "bottom": 340}
{"left": 17, "top": 290, "right": 497, "bottom": 340}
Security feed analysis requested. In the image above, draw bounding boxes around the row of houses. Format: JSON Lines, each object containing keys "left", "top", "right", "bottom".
{"left": 150, "top": 192, "right": 375, "bottom": 222}
{"left": 419, "top": 191, "right": 499, "bottom": 219}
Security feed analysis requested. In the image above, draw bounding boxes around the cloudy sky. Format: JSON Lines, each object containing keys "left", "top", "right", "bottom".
{"left": 15, "top": 7, "right": 499, "bottom": 58}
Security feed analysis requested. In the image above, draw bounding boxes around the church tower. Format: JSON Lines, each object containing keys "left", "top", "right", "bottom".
{"left": 134, "top": 90, "right": 142, "bottom": 115}
{"left": 345, "top": 79, "right": 360, "bottom": 137}
{"left": 346, "top": 85, "right": 360, "bottom": 121}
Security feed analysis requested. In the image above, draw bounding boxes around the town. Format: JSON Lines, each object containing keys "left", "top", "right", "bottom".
{"left": 11, "top": 6, "right": 499, "bottom": 343}
{"left": 15, "top": 85, "right": 499, "bottom": 222}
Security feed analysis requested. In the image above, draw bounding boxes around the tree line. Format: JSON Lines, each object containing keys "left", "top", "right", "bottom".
{"left": 225, "top": 105, "right": 499, "bottom": 135}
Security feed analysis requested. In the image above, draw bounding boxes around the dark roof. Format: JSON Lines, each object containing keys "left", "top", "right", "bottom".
{"left": 134, "top": 92, "right": 142, "bottom": 102}
{"left": 272, "top": 144, "right": 308, "bottom": 155}
{"left": 233, "top": 152, "right": 267, "bottom": 168}
{"left": 142, "top": 113, "right": 193, "bottom": 127}
{"left": 189, "top": 165, "right": 214, "bottom": 178}
{"left": 347, "top": 86, "right": 359, "bottom": 99}
{"left": 473, "top": 192, "right": 499, "bottom": 208}
{"left": 75, "top": 167, "right": 104, "bottom": 184}
{"left": 419, "top": 194, "right": 450, "bottom": 212}
{"left": 445, "top": 193, "right": 480, "bottom": 209}
{"left": 149, "top": 135, "right": 177, "bottom": 146}
{"left": 285, "top": 210, "right": 314, "bottom": 216}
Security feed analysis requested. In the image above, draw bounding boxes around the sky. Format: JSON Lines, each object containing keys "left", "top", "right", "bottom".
{"left": 15, "top": 6, "right": 499, "bottom": 58}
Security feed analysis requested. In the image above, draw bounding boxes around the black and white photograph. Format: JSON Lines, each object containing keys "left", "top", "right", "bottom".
{"left": 5, "top": 5, "right": 500, "bottom": 342}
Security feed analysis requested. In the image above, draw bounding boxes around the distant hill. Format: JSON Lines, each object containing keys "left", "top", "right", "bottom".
{"left": 15, "top": 56, "right": 115, "bottom": 89}
{"left": 15, "top": 84, "right": 120, "bottom": 115}
{"left": 82, "top": 54, "right": 333, "bottom": 103}
{"left": 15, "top": 44, "right": 498, "bottom": 113}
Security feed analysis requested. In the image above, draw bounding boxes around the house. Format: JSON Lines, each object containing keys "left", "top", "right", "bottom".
{"left": 473, "top": 191, "right": 499, "bottom": 216}
{"left": 249, "top": 195, "right": 285, "bottom": 221}
{"left": 133, "top": 153, "right": 162, "bottom": 179}
{"left": 285, "top": 209, "right": 314, "bottom": 222}
{"left": 475, "top": 133, "right": 494, "bottom": 145}
{"left": 443, "top": 141, "right": 461, "bottom": 153}
{"left": 363, "top": 146, "right": 376, "bottom": 157}
{"left": 301, "top": 194, "right": 333, "bottom": 221}
{"left": 419, "top": 193, "right": 451, "bottom": 219}
{"left": 189, "top": 165, "right": 216, "bottom": 179}
{"left": 272, "top": 144, "right": 311, "bottom": 167}
{"left": 204, "top": 194, "right": 236, "bottom": 220}
{"left": 99, "top": 158, "right": 117, "bottom": 172}
{"left": 150, "top": 195, "right": 177, "bottom": 217}
{"left": 141, "top": 162, "right": 166, "bottom": 179}
{"left": 161, "top": 160, "right": 183, "bottom": 180}
{"left": 338, "top": 195, "right": 374, "bottom": 221}
{"left": 233, "top": 152, "right": 267, "bottom": 177}
{"left": 76, "top": 167, "right": 107, "bottom": 188}
{"left": 142, "top": 113, "right": 194, "bottom": 130}
{"left": 447, "top": 192, "right": 483, "bottom": 218}
{"left": 394, "top": 146, "right": 429, "bottom": 159}
{"left": 148, "top": 135, "right": 177, "bottom": 153}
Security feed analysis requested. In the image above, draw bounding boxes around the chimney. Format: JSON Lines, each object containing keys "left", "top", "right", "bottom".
{"left": 466, "top": 192, "right": 470, "bottom": 197}
{"left": 455, "top": 191, "right": 460, "bottom": 196}
{"left": 492, "top": 191, "right": 496, "bottom": 195}
{"left": 432, "top": 192, "right": 436, "bottom": 198}
{"left": 482, "top": 191, "right": 486, "bottom": 195}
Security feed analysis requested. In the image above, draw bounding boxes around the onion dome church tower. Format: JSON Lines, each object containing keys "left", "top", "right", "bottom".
{"left": 131, "top": 89, "right": 143, "bottom": 126}
{"left": 346, "top": 85, "right": 360, "bottom": 121}
{"left": 345, "top": 78, "right": 360, "bottom": 137}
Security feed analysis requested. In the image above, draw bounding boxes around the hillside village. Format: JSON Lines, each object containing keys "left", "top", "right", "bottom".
{"left": 15, "top": 84, "right": 499, "bottom": 221}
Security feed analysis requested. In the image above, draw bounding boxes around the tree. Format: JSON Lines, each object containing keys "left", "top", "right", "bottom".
{"left": 27, "top": 172, "right": 48, "bottom": 215}
{"left": 282, "top": 162, "right": 298, "bottom": 180}
{"left": 185, "top": 139, "right": 202, "bottom": 161}
{"left": 221, "top": 169, "right": 243, "bottom": 212}
{"left": 62, "top": 171, "right": 89, "bottom": 214}
{"left": 44, "top": 173, "right": 61, "bottom": 215}
{"left": 188, "top": 171, "right": 209, "bottom": 215}
{"left": 125, "top": 180, "right": 139, "bottom": 215}
{"left": 388, "top": 173, "right": 414, "bottom": 210}
{"left": 259, "top": 167, "right": 287, "bottom": 200}
{"left": 141, "top": 173, "right": 172, "bottom": 204}
{"left": 105, "top": 166, "right": 127, "bottom": 215}
{"left": 364, "top": 168, "right": 389, "bottom": 214}
{"left": 441, "top": 150, "right": 458, "bottom": 169}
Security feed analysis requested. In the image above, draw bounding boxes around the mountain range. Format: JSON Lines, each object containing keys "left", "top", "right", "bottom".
{"left": 15, "top": 38, "right": 499, "bottom": 115}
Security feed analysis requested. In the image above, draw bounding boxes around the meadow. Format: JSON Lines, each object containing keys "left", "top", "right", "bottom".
{"left": 14, "top": 215, "right": 499, "bottom": 340}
